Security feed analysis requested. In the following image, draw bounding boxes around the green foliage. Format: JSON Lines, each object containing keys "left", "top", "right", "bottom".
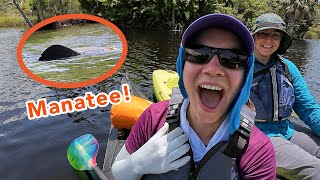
{"left": 277, "top": 0, "right": 318, "bottom": 39}
{"left": 0, "top": 14, "right": 27, "bottom": 27}
{"left": 305, "top": 3, "right": 320, "bottom": 39}
{"left": 3, "top": 0, "right": 83, "bottom": 27}
{"left": 233, "top": 0, "right": 279, "bottom": 28}
{"left": 0, "top": 0, "right": 35, "bottom": 27}
{"left": 6, "top": 0, "right": 320, "bottom": 39}
{"left": 78, "top": 0, "right": 283, "bottom": 31}
{"left": 23, "top": 0, "right": 83, "bottom": 22}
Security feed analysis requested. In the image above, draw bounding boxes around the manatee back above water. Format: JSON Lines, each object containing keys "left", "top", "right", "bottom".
{"left": 39, "top": 45, "right": 80, "bottom": 61}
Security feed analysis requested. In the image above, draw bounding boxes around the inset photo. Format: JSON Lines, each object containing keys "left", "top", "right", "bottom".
{"left": 17, "top": 14, "right": 128, "bottom": 88}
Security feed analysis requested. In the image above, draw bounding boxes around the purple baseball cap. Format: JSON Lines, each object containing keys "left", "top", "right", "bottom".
{"left": 181, "top": 13, "right": 254, "bottom": 55}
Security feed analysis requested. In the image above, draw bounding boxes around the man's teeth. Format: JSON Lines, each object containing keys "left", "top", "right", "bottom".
{"left": 262, "top": 45, "right": 272, "bottom": 48}
{"left": 200, "top": 85, "right": 222, "bottom": 91}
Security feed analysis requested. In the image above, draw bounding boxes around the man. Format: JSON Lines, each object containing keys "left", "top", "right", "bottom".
{"left": 112, "top": 13, "right": 276, "bottom": 179}
{"left": 251, "top": 13, "right": 320, "bottom": 179}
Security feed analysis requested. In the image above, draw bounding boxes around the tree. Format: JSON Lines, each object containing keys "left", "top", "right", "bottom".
{"left": 24, "top": 0, "right": 82, "bottom": 22}
{"left": 279, "top": 0, "right": 318, "bottom": 39}
{"left": 13, "top": 0, "right": 33, "bottom": 27}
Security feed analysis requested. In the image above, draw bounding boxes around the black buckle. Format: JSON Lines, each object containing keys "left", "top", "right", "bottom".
{"left": 238, "top": 117, "right": 253, "bottom": 138}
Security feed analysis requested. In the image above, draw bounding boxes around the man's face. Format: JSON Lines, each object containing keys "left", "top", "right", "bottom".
{"left": 183, "top": 28, "right": 245, "bottom": 127}
{"left": 253, "top": 29, "right": 282, "bottom": 63}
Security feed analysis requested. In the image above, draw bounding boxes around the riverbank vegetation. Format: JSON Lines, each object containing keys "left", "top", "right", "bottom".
{"left": 2, "top": 0, "right": 320, "bottom": 39}
{"left": 305, "top": 11, "right": 320, "bottom": 39}
{"left": 0, "top": 1, "right": 36, "bottom": 27}
{"left": 1, "top": 0, "right": 83, "bottom": 28}
{"left": 0, "top": 13, "right": 29, "bottom": 27}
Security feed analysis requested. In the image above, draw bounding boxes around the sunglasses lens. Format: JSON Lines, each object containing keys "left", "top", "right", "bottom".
{"left": 220, "top": 50, "right": 247, "bottom": 69}
{"left": 185, "top": 46, "right": 247, "bottom": 69}
{"left": 185, "top": 47, "right": 211, "bottom": 64}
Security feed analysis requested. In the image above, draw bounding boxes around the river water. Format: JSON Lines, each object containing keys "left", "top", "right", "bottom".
{"left": 0, "top": 27, "right": 319, "bottom": 179}
{"left": 22, "top": 24, "right": 122, "bottom": 83}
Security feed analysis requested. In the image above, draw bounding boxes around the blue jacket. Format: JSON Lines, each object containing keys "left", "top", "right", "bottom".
{"left": 254, "top": 57, "right": 320, "bottom": 139}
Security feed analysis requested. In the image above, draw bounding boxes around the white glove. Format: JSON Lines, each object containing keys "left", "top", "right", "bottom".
{"left": 112, "top": 122, "right": 190, "bottom": 180}
{"left": 131, "top": 122, "right": 191, "bottom": 175}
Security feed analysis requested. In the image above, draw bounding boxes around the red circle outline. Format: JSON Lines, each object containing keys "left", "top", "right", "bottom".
{"left": 17, "top": 14, "right": 128, "bottom": 88}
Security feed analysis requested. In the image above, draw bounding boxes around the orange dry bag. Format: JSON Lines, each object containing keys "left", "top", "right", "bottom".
{"left": 110, "top": 95, "right": 152, "bottom": 129}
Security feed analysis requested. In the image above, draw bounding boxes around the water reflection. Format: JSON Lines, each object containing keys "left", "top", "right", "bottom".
{"left": 284, "top": 39, "right": 320, "bottom": 102}
{"left": 121, "top": 29, "right": 182, "bottom": 98}
{"left": 285, "top": 39, "right": 310, "bottom": 72}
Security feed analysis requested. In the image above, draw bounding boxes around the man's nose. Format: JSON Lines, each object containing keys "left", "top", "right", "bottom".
{"left": 202, "top": 54, "right": 225, "bottom": 76}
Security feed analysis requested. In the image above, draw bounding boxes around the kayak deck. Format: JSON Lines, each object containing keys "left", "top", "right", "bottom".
{"left": 102, "top": 126, "right": 126, "bottom": 180}
{"left": 101, "top": 74, "right": 144, "bottom": 179}
{"left": 153, "top": 69, "right": 178, "bottom": 101}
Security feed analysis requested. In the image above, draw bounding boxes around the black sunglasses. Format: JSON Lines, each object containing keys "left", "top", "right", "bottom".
{"left": 184, "top": 45, "right": 248, "bottom": 69}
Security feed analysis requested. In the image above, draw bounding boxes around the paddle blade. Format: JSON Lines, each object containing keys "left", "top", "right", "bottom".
{"left": 67, "top": 134, "right": 99, "bottom": 170}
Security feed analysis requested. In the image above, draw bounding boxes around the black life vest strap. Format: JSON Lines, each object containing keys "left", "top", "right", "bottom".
{"left": 253, "top": 55, "right": 291, "bottom": 83}
{"left": 188, "top": 141, "right": 227, "bottom": 180}
{"left": 253, "top": 67, "right": 269, "bottom": 78}
{"left": 165, "top": 87, "right": 255, "bottom": 177}
{"left": 223, "top": 104, "right": 255, "bottom": 157}
{"left": 166, "top": 87, "right": 184, "bottom": 131}
{"left": 188, "top": 148, "right": 196, "bottom": 180}
{"left": 198, "top": 141, "right": 227, "bottom": 169}
{"left": 223, "top": 114, "right": 253, "bottom": 158}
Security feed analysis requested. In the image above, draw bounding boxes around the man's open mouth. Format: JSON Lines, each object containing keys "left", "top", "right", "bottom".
{"left": 198, "top": 84, "right": 223, "bottom": 110}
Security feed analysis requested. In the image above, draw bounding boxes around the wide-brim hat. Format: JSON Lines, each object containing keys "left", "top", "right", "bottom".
{"left": 252, "top": 13, "right": 292, "bottom": 54}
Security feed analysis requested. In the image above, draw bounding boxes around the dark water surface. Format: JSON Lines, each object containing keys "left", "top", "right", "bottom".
{"left": 0, "top": 28, "right": 319, "bottom": 179}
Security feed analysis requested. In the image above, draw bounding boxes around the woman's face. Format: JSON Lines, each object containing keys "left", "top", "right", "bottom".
{"left": 253, "top": 29, "right": 282, "bottom": 64}
{"left": 183, "top": 28, "right": 244, "bottom": 127}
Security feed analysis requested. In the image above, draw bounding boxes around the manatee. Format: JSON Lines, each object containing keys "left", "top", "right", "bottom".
{"left": 39, "top": 45, "right": 80, "bottom": 61}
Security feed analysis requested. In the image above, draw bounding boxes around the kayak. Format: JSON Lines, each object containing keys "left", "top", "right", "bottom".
{"left": 101, "top": 75, "right": 151, "bottom": 179}
{"left": 152, "top": 69, "right": 179, "bottom": 101}
{"left": 100, "top": 71, "right": 178, "bottom": 178}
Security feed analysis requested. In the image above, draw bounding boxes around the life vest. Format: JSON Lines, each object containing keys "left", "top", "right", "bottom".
{"left": 142, "top": 87, "right": 255, "bottom": 180}
{"left": 251, "top": 56, "right": 295, "bottom": 122}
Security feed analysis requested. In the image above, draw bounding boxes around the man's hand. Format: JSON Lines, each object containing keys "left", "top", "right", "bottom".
{"left": 130, "top": 122, "right": 191, "bottom": 175}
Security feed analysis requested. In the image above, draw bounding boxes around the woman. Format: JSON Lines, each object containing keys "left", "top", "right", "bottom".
{"left": 112, "top": 13, "right": 276, "bottom": 179}
{"left": 251, "top": 13, "right": 320, "bottom": 179}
